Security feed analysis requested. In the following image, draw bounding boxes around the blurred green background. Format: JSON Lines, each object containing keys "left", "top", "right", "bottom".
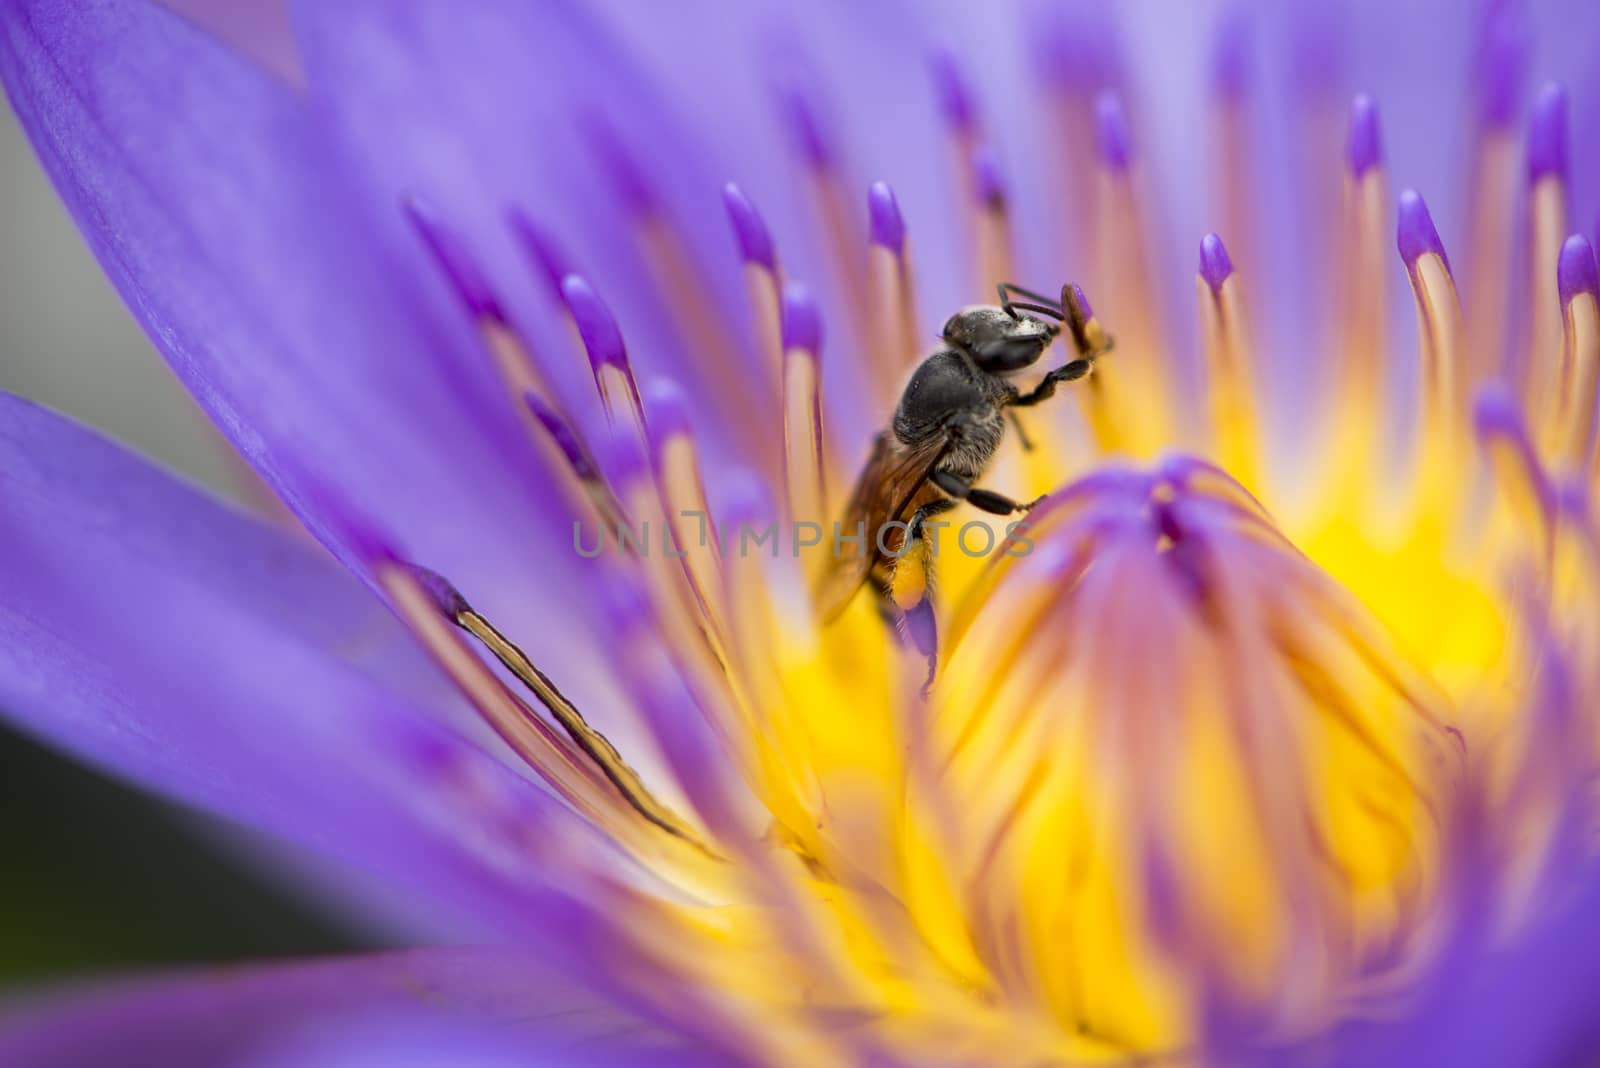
{"left": 0, "top": 104, "right": 359, "bottom": 990}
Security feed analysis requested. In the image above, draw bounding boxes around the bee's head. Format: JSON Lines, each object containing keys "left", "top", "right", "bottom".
{"left": 942, "top": 305, "right": 1059, "bottom": 374}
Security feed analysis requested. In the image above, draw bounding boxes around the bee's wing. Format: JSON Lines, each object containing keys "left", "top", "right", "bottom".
{"left": 813, "top": 430, "right": 954, "bottom": 622}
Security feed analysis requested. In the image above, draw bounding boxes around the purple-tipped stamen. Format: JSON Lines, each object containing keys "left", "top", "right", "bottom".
{"left": 402, "top": 195, "right": 505, "bottom": 323}
{"left": 405, "top": 563, "right": 471, "bottom": 619}
{"left": 1528, "top": 82, "right": 1569, "bottom": 183}
{"left": 1473, "top": 382, "right": 1525, "bottom": 440}
{"left": 777, "top": 80, "right": 832, "bottom": 170}
{"left": 780, "top": 283, "right": 822, "bottom": 353}
{"left": 721, "top": 183, "right": 776, "bottom": 270}
{"left": 642, "top": 377, "right": 694, "bottom": 447}
{"left": 523, "top": 390, "right": 602, "bottom": 483}
{"left": 721, "top": 468, "right": 777, "bottom": 534}
{"left": 868, "top": 182, "right": 907, "bottom": 252}
{"left": 1069, "top": 283, "right": 1094, "bottom": 320}
{"left": 1034, "top": 0, "right": 1124, "bottom": 94}
{"left": 1558, "top": 235, "right": 1599, "bottom": 306}
{"left": 1474, "top": 1, "right": 1532, "bottom": 129}
{"left": 599, "top": 418, "right": 652, "bottom": 489}
{"left": 1397, "top": 190, "right": 1451, "bottom": 274}
{"left": 560, "top": 274, "right": 629, "bottom": 370}
{"left": 930, "top": 45, "right": 977, "bottom": 133}
{"left": 1287, "top": 5, "right": 1348, "bottom": 97}
{"left": 1473, "top": 383, "right": 1555, "bottom": 513}
{"left": 508, "top": 209, "right": 575, "bottom": 303}
{"left": 1199, "top": 233, "right": 1235, "bottom": 292}
{"left": 1095, "top": 91, "right": 1132, "bottom": 170}
{"left": 1347, "top": 94, "right": 1384, "bottom": 177}
{"left": 292, "top": 471, "right": 402, "bottom": 568}
{"left": 973, "top": 146, "right": 1006, "bottom": 207}
{"left": 584, "top": 115, "right": 660, "bottom": 218}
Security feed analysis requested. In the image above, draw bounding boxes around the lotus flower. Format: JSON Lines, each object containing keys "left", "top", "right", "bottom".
{"left": 3, "top": 0, "right": 1600, "bottom": 1064}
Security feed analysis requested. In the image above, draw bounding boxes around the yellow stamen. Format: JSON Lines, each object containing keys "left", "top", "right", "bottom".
{"left": 595, "top": 361, "right": 649, "bottom": 451}
{"left": 454, "top": 597, "right": 705, "bottom": 847}
{"left": 1330, "top": 156, "right": 1390, "bottom": 503}
{"left": 1557, "top": 284, "right": 1600, "bottom": 469}
{"left": 1402, "top": 246, "right": 1467, "bottom": 528}
{"left": 1524, "top": 171, "right": 1569, "bottom": 439}
{"left": 1087, "top": 120, "right": 1172, "bottom": 456}
{"left": 379, "top": 564, "right": 622, "bottom": 830}
{"left": 655, "top": 419, "right": 730, "bottom": 643}
{"left": 744, "top": 260, "right": 785, "bottom": 401}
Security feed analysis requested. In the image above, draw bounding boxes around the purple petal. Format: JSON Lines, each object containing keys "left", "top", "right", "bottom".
{"left": 0, "top": 395, "right": 617, "bottom": 943}
{"left": 0, "top": 0, "right": 604, "bottom": 663}
{"left": 154, "top": 0, "right": 298, "bottom": 81}
{"left": 0, "top": 948, "right": 721, "bottom": 1068}
{"left": 289, "top": 1, "right": 758, "bottom": 453}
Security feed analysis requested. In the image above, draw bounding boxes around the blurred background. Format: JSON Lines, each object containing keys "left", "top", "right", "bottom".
{"left": 0, "top": 105, "right": 358, "bottom": 989}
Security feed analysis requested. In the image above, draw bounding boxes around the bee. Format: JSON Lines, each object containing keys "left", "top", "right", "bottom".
{"left": 814, "top": 283, "right": 1111, "bottom": 659}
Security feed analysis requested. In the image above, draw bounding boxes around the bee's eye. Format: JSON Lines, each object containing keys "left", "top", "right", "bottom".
{"left": 940, "top": 315, "right": 960, "bottom": 339}
{"left": 973, "top": 335, "right": 1047, "bottom": 372}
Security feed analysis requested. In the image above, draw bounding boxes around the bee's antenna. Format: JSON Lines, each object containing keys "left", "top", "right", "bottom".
{"left": 996, "top": 281, "right": 1066, "bottom": 322}
{"left": 1004, "top": 301, "right": 1066, "bottom": 322}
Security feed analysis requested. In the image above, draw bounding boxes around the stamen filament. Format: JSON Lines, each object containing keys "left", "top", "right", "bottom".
{"left": 1398, "top": 191, "right": 1467, "bottom": 525}
{"left": 1197, "top": 234, "right": 1260, "bottom": 488}
{"left": 379, "top": 563, "right": 619, "bottom": 828}
{"left": 973, "top": 148, "right": 1014, "bottom": 300}
{"left": 1330, "top": 96, "right": 1390, "bottom": 502}
{"left": 868, "top": 181, "right": 920, "bottom": 399}
{"left": 522, "top": 389, "right": 633, "bottom": 538}
{"left": 561, "top": 274, "right": 650, "bottom": 450}
{"left": 781, "top": 284, "right": 828, "bottom": 540}
{"left": 646, "top": 378, "right": 729, "bottom": 643}
{"left": 405, "top": 198, "right": 617, "bottom": 527}
{"left": 1554, "top": 236, "right": 1600, "bottom": 468}
{"left": 781, "top": 80, "right": 869, "bottom": 342}
{"left": 448, "top": 582, "right": 705, "bottom": 846}
{"left": 1524, "top": 84, "right": 1570, "bottom": 433}
{"left": 1209, "top": 12, "right": 1258, "bottom": 281}
{"left": 723, "top": 183, "right": 785, "bottom": 401}
{"left": 1087, "top": 92, "right": 1170, "bottom": 456}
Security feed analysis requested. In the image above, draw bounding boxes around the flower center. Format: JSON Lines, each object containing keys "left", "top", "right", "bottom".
{"left": 344, "top": 42, "right": 1600, "bottom": 1063}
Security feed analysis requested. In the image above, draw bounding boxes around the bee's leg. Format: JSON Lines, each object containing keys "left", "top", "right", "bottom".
{"left": 931, "top": 469, "right": 1040, "bottom": 515}
{"left": 870, "top": 502, "right": 951, "bottom": 694}
{"left": 1007, "top": 410, "right": 1035, "bottom": 452}
{"left": 1008, "top": 360, "right": 1092, "bottom": 408}
{"left": 867, "top": 570, "right": 900, "bottom": 629}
